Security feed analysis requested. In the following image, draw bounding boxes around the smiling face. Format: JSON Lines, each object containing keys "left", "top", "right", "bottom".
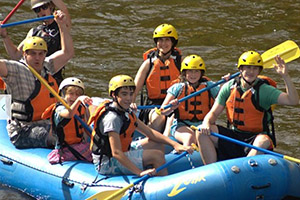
{"left": 156, "top": 37, "right": 173, "bottom": 55}
{"left": 185, "top": 69, "right": 202, "bottom": 84}
{"left": 112, "top": 87, "right": 134, "bottom": 110}
{"left": 240, "top": 65, "right": 262, "bottom": 84}
{"left": 24, "top": 49, "right": 47, "bottom": 73}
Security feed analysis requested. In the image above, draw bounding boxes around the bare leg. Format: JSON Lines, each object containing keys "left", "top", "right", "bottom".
{"left": 247, "top": 134, "right": 271, "bottom": 157}
{"left": 196, "top": 125, "right": 219, "bottom": 165}
{"left": 143, "top": 149, "right": 167, "bottom": 175}
{"left": 148, "top": 109, "right": 166, "bottom": 133}
{"left": 174, "top": 126, "right": 197, "bottom": 146}
{"left": 138, "top": 137, "right": 165, "bottom": 153}
{"left": 163, "top": 114, "right": 174, "bottom": 137}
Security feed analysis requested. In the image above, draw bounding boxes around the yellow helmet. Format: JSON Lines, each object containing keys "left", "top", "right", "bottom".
{"left": 23, "top": 36, "right": 47, "bottom": 52}
{"left": 181, "top": 55, "right": 206, "bottom": 72}
{"left": 108, "top": 75, "right": 135, "bottom": 96}
{"left": 31, "top": 0, "right": 51, "bottom": 10}
{"left": 237, "top": 51, "right": 263, "bottom": 68}
{"left": 58, "top": 77, "right": 85, "bottom": 95}
{"left": 153, "top": 23, "right": 178, "bottom": 42}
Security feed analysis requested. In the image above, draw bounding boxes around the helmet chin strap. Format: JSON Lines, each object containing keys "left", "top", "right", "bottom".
{"left": 161, "top": 49, "right": 172, "bottom": 56}
{"left": 113, "top": 96, "right": 128, "bottom": 112}
{"left": 241, "top": 75, "right": 256, "bottom": 86}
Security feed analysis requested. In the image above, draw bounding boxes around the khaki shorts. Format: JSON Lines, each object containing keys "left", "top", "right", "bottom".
{"left": 93, "top": 149, "right": 144, "bottom": 175}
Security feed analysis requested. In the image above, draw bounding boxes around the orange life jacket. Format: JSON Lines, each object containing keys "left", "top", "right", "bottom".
{"left": 11, "top": 73, "right": 58, "bottom": 122}
{"left": 88, "top": 100, "right": 137, "bottom": 157}
{"left": 226, "top": 76, "right": 277, "bottom": 145}
{"left": 175, "top": 77, "right": 214, "bottom": 122}
{"left": 0, "top": 77, "right": 5, "bottom": 90}
{"left": 42, "top": 102, "right": 86, "bottom": 146}
{"left": 143, "top": 47, "right": 182, "bottom": 100}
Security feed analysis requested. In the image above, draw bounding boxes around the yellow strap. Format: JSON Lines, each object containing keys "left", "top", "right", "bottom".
{"left": 27, "top": 65, "right": 71, "bottom": 111}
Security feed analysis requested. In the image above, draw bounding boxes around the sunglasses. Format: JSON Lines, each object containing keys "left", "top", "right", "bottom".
{"left": 33, "top": 3, "right": 49, "bottom": 13}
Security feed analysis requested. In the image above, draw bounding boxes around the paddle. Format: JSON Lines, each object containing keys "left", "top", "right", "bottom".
{"left": 137, "top": 72, "right": 241, "bottom": 110}
{"left": 85, "top": 151, "right": 189, "bottom": 200}
{"left": 262, "top": 40, "right": 300, "bottom": 69}
{"left": 190, "top": 126, "right": 300, "bottom": 164}
{"left": 0, "top": 15, "right": 54, "bottom": 28}
{"left": 1, "top": 0, "right": 26, "bottom": 24}
{"left": 27, "top": 64, "right": 92, "bottom": 134}
{"left": 138, "top": 40, "right": 300, "bottom": 110}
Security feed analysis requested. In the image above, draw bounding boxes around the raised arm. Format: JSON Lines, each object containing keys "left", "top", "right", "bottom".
{"left": 274, "top": 56, "right": 299, "bottom": 105}
{"left": 50, "top": 10, "right": 74, "bottom": 73}
{"left": 0, "top": 23, "right": 23, "bottom": 60}
{"left": 51, "top": 0, "right": 71, "bottom": 30}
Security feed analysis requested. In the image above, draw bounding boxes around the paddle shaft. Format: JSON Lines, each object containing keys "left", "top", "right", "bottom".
{"left": 137, "top": 72, "right": 241, "bottom": 110}
{"left": 0, "top": 15, "right": 54, "bottom": 28}
{"left": 210, "top": 132, "right": 300, "bottom": 163}
{"left": 1, "top": 0, "right": 26, "bottom": 24}
{"left": 102, "top": 151, "right": 189, "bottom": 200}
{"left": 191, "top": 126, "right": 300, "bottom": 164}
{"left": 27, "top": 65, "right": 92, "bottom": 134}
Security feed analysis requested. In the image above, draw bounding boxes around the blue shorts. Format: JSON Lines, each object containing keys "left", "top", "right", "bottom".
{"left": 94, "top": 149, "right": 144, "bottom": 175}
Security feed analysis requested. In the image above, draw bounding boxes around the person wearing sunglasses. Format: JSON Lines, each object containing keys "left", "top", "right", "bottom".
{"left": 0, "top": 0, "right": 71, "bottom": 85}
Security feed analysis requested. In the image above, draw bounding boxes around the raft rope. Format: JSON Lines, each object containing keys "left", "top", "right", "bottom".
{"left": 0, "top": 152, "right": 123, "bottom": 190}
{"left": 186, "top": 153, "right": 195, "bottom": 169}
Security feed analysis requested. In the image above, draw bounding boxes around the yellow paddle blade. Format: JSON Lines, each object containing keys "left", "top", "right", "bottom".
{"left": 85, "top": 189, "right": 122, "bottom": 200}
{"left": 85, "top": 184, "right": 133, "bottom": 200}
{"left": 262, "top": 40, "right": 300, "bottom": 69}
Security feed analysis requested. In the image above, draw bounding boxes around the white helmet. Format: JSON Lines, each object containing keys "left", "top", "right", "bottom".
{"left": 59, "top": 77, "right": 85, "bottom": 95}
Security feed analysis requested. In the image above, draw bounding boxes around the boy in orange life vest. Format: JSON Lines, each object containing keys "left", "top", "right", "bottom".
{"left": 89, "top": 75, "right": 192, "bottom": 176}
{"left": 131, "top": 24, "right": 182, "bottom": 134}
{"left": 159, "top": 55, "right": 221, "bottom": 147}
{"left": 196, "top": 51, "right": 299, "bottom": 165}
{"left": 42, "top": 77, "right": 93, "bottom": 164}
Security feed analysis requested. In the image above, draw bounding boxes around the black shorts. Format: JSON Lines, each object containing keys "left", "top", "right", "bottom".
{"left": 216, "top": 125, "right": 268, "bottom": 161}
{"left": 138, "top": 108, "right": 151, "bottom": 124}
{"left": 138, "top": 98, "right": 164, "bottom": 125}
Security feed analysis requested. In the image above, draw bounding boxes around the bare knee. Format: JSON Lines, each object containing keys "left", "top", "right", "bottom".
{"left": 148, "top": 110, "right": 165, "bottom": 132}
{"left": 143, "top": 149, "right": 165, "bottom": 169}
{"left": 253, "top": 135, "right": 271, "bottom": 148}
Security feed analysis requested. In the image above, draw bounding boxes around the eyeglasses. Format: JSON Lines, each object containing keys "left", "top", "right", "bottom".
{"left": 33, "top": 3, "right": 49, "bottom": 13}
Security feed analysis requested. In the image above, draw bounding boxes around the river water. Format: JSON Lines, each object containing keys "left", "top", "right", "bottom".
{"left": 0, "top": 0, "right": 300, "bottom": 199}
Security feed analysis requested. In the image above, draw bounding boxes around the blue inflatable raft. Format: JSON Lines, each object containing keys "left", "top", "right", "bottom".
{"left": 0, "top": 119, "right": 300, "bottom": 200}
